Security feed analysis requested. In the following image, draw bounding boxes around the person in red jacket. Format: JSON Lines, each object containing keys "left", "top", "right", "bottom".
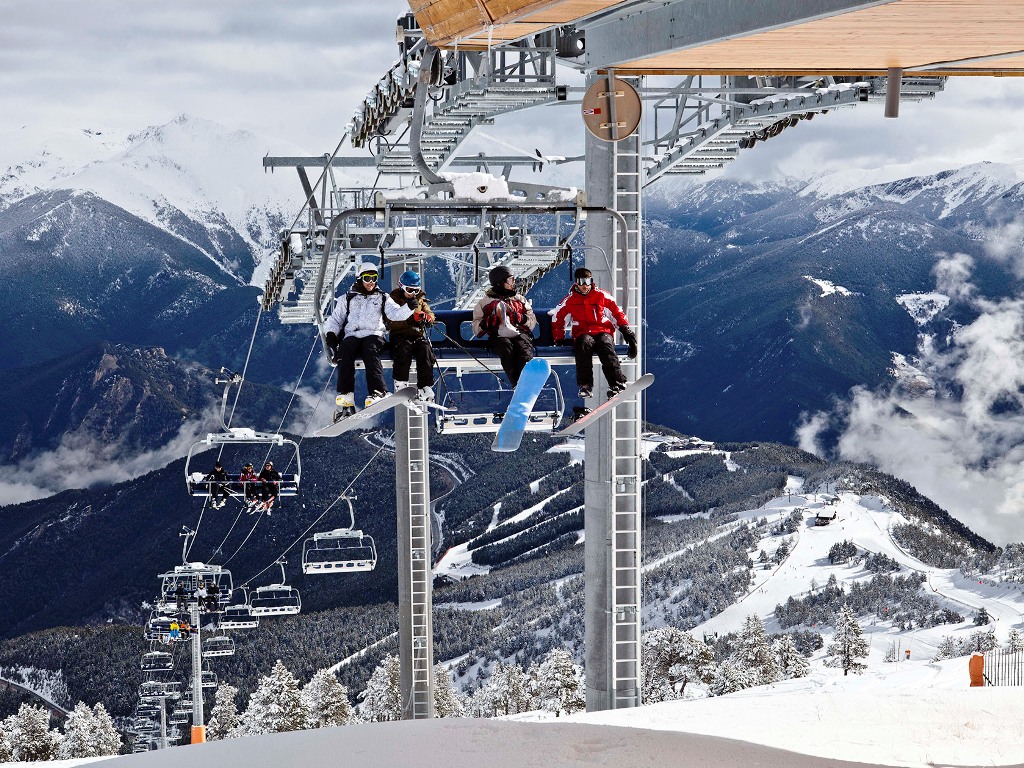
{"left": 471, "top": 265, "right": 537, "bottom": 386}
{"left": 552, "top": 267, "right": 638, "bottom": 402}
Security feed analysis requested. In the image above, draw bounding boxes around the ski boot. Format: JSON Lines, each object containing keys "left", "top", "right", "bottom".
{"left": 418, "top": 385, "right": 434, "bottom": 403}
{"left": 578, "top": 385, "right": 593, "bottom": 399}
{"left": 334, "top": 393, "right": 356, "bottom": 423}
{"left": 572, "top": 406, "right": 592, "bottom": 423}
{"left": 365, "top": 390, "right": 387, "bottom": 408}
{"left": 607, "top": 381, "right": 627, "bottom": 399}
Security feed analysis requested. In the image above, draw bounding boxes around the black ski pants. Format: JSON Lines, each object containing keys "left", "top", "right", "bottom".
{"left": 337, "top": 334, "right": 386, "bottom": 395}
{"left": 491, "top": 332, "right": 535, "bottom": 386}
{"left": 391, "top": 336, "right": 435, "bottom": 388}
{"left": 573, "top": 333, "right": 625, "bottom": 389}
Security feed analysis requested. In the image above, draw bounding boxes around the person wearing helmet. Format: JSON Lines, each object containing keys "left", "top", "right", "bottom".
{"left": 324, "top": 261, "right": 415, "bottom": 416}
{"left": 551, "top": 267, "right": 636, "bottom": 410}
{"left": 239, "top": 462, "right": 259, "bottom": 509}
{"left": 471, "top": 265, "right": 537, "bottom": 385}
{"left": 258, "top": 461, "right": 282, "bottom": 512}
{"left": 387, "top": 269, "right": 436, "bottom": 401}
{"left": 206, "top": 460, "right": 230, "bottom": 509}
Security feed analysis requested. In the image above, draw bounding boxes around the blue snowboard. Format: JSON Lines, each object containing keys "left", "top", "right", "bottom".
{"left": 491, "top": 358, "right": 552, "bottom": 453}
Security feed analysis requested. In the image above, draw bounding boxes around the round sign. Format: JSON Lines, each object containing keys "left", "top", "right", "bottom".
{"left": 581, "top": 76, "right": 641, "bottom": 141}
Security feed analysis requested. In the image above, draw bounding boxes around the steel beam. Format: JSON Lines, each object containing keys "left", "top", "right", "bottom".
{"left": 583, "top": 0, "right": 897, "bottom": 71}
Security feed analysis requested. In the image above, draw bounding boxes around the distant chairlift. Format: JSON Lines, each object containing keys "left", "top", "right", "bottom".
{"left": 219, "top": 589, "right": 260, "bottom": 630}
{"left": 302, "top": 495, "right": 377, "bottom": 574}
{"left": 140, "top": 651, "right": 173, "bottom": 673}
{"left": 199, "top": 670, "right": 218, "bottom": 689}
{"left": 248, "top": 558, "right": 301, "bottom": 616}
{"left": 202, "top": 635, "right": 235, "bottom": 658}
{"left": 158, "top": 561, "right": 233, "bottom": 611}
{"left": 184, "top": 369, "right": 301, "bottom": 499}
{"left": 169, "top": 712, "right": 189, "bottom": 726}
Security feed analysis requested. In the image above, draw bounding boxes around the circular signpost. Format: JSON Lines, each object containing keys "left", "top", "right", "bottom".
{"left": 581, "top": 76, "right": 641, "bottom": 141}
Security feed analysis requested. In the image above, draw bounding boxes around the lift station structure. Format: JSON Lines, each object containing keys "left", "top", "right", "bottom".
{"left": 261, "top": 0, "right": 1024, "bottom": 717}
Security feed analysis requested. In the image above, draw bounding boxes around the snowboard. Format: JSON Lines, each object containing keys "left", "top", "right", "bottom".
{"left": 315, "top": 387, "right": 418, "bottom": 437}
{"left": 491, "top": 358, "right": 552, "bottom": 453}
{"left": 555, "top": 373, "right": 655, "bottom": 437}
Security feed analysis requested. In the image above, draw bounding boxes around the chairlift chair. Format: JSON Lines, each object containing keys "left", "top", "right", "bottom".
{"left": 184, "top": 371, "right": 301, "bottom": 499}
{"left": 219, "top": 603, "right": 259, "bottom": 630}
{"left": 303, "top": 529, "right": 377, "bottom": 573}
{"left": 248, "top": 558, "right": 301, "bottom": 616}
{"left": 200, "top": 670, "right": 218, "bottom": 689}
{"left": 138, "top": 680, "right": 181, "bottom": 700}
{"left": 202, "top": 635, "right": 235, "bottom": 658}
{"left": 169, "top": 712, "right": 189, "bottom": 726}
{"left": 158, "top": 562, "right": 233, "bottom": 608}
{"left": 140, "top": 651, "right": 173, "bottom": 673}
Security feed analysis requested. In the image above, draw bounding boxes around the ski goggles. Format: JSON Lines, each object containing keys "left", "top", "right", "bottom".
{"left": 575, "top": 276, "right": 593, "bottom": 286}
{"left": 402, "top": 284, "right": 419, "bottom": 294}
{"left": 360, "top": 273, "right": 379, "bottom": 283}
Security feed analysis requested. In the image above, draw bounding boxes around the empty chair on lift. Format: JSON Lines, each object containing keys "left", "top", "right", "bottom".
{"left": 169, "top": 712, "right": 189, "bottom": 726}
{"left": 219, "top": 603, "right": 259, "bottom": 630}
{"left": 199, "top": 670, "right": 218, "bottom": 689}
{"left": 138, "top": 680, "right": 181, "bottom": 700}
{"left": 202, "top": 635, "right": 235, "bottom": 658}
{"left": 248, "top": 584, "right": 301, "bottom": 616}
{"left": 140, "top": 651, "right": 173, "bottom": 673}
{"left": 302, "top": 529, "right": 377, "bottom": 573}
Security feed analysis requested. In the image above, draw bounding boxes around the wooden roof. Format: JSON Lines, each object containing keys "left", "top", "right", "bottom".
{"left": 407, "top": 0, "right": 1024, "bottom": 75}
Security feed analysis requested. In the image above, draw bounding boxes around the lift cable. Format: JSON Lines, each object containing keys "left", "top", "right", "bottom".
{"left": 238, "top": 438, "right": 389, "bottom": 588}
{"left": 260, "top": 330, "right": 321, "bottom": 469}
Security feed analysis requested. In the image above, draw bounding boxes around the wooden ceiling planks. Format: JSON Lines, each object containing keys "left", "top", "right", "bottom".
{"left": 408, "top": 0, "right": 1024, "bottom": 75}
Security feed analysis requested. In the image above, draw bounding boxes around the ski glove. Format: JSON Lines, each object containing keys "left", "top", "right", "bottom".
{"left": 325, "top": 331, "right": 340, "bottom": 362}
{"left": 619, "top": 326, "right": 638, "bottom": 359}
{"left": 406, "top": 296, "right": 420, "bottom": 309}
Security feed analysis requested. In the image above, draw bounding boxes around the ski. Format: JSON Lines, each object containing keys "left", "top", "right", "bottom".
{"left": 491, "top": 358, "right": 552, "bottom": 453}
{"left": 555, "top": 373, "right": 655, "bottom": 437}
{"left": 315, "top": 387, "right": 418, "bottom": 437}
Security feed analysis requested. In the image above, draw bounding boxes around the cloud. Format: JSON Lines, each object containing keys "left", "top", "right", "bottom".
{"left": 0, "top": 416, "right": 214, "bottom": 506}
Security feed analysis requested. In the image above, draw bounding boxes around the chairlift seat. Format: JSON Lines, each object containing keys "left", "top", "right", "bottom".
{"left": 248, "top": 584, "right": 301, "bottom": 615}
{"left": 219, "top": 605, "right": 259, "bottom": 630}
{"left": 302, "top": 529, "right": 377, "bottom": 573}
{"left": 186, "top": 472, "right": 300, "bottom": 498}
{"left": 202, "top": 636, "right": 235, "bottom": 658}
{"left": 141, "top": 652, "right": 173, "bottom": 673}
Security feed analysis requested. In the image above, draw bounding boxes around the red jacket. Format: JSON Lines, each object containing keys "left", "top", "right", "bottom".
{"left": 552, "top": 287, "right": 628, "bottom": 341}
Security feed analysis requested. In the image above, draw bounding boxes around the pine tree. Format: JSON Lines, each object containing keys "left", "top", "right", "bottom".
{"left": 975, "top": 607, "right": 991, "bottom": 626}
{"left": 532, "top": 649, "right": 585, "bottom": 717}
{"left": 0, "top": 714, "right": 12, "bottom": 762}
{"left": 735, "top": 615, "right": 780, "bottom": 685}
{"left": 233, "top": 660, "right": 307, "bottom": 735}
{"left": 58, "top": 703, "right": 95, "bottom": 759}
{"left": 208, "top": 684, "right": 239, "bottom": 740}
{"left": 301, "top": 670, "right": 352, "bottom": 728}
{"left": 772, "top": 634, "right": 810, "bottom": 679}
{"left": 488, "top": 663, "right": 537, "bottom": 716}
{"left": 9, "top": 704, "right": 63, "bottom": 761}
{"left": 359, "top": 655, "right": 402, "bottom": 722}
{"left": 1006, "top": 628, "right": 1024, "bottom": 653}
{"left": 91, "top": 703, "right": 121, "bottom": 756}
{"left": 433, "top": 664, "right": 465, "bottom": 718}
{"left": 641, "top": 627, "right": 715, "bottom": 702}
{"left": 709, "top": 659, "right": 757, "bottom": 696}
{"left": 826, "top": 604, "right": 869, "bottom": 676}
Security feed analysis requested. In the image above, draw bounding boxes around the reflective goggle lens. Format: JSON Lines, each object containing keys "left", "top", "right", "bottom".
{"left": 361, "top": 273, "right": 379, "bottom": 282}
{"left": 575, "top": 277, "right": 593, "bottom": 285}
{"left": 403, "top": 285, "right": 418, "bottom": 292}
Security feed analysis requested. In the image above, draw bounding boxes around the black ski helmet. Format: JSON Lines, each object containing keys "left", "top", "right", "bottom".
{"left": 573, "top": 267, "right": 592, "bottom": 281}
{"left": 489, "top": 265, "right": 513, "bottom": 288}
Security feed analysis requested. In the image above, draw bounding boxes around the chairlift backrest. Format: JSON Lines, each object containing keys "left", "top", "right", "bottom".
{"left": 248, "top": 584, "right": 301, "bottom": 615}
{"left": 302, "top": 529, "right": 377, "bottom": 574}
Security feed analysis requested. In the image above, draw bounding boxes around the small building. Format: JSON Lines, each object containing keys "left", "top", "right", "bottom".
{"left": 815, "top": 509, "right": 837, "bottom": 526}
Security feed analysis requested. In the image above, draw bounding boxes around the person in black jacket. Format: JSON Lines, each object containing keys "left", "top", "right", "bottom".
{"left": 387, "top": 270, "right": 436, "bottom": 401}
{"left": 258, "top": 461, "right": 282, "bottom": 511}
{"left": 206, "top": 460, "right": 230, "bottom": 509}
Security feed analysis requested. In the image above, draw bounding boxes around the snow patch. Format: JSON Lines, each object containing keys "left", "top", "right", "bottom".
{"left": 896, "top": 292, "right": 949, "bottom": 325}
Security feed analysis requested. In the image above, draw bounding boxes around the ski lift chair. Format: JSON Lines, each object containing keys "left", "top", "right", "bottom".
{"left": 169, "top": 712, "right": 189, "bottom": 726}
{"left": 158, "top": 563, "right": 233, "bottom": 609}
{"left": 302, "top": 529, "right": 377, "bottom": 573}
{"left": 202, "top": 635, "right": 235, "bottom": 658}
{"left": 248, "top": 584, "right": 301, "bottom": 616}
{"left": 139, "top": 680, "right": 181, "bottom": 700}
{"left": 199, "top": 670, "right": 218, "bottom": 689}
{"left": 141, "top": 651, "right": 173, "bottom": 673}
{"left": 219, "top": 603, "right": 259, "bottom": 630}
{"left": 430, "top": 310, "right": 564, "bottom": 434}
{"left": 184, "top": 429, "right": 301, "bottom": 500}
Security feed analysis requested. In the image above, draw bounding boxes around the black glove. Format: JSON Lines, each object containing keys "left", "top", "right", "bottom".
{"left": 556, "top": 337, "right": 574, "bottom": 347}
{"left": 325, "top": 331, "right": 339, "bottom": 362}
{"left": 406, "top": 296, "right": 419, "bottom": 309}
{"left": 619, "top": 326, "right": 638, "bottom": 359}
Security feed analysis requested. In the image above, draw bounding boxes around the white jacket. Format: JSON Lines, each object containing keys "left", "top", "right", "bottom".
{"left": 325, "top": 286, "right": 413, "bottom": 339}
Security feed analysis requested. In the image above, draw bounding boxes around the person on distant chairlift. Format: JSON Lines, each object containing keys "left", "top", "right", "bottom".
{"left": 206, "top": 460, "right": 230, "bottom": 509}
{"left": 324, "top": 262, "right": 416, "bottom": 417}
{"left": 195, "top": 582, "right": 208, "bottom": 612}
{"left": 471, "top": 265, "right": 537, "bottom": 386}
{"left": 551, "top": 267, "right": 638, "bottom": 419}
{"left": 174, "top": 583, "right": 188, "bottom": 614}
{"left": 169, "top": 620, "right": 180, "bottom": 642}
{"left": 387, "top": 269, "right": 436, "bottom": 402}
{"left": 258, "top": 461, "right": 282, "bottom": 512}
{"left": 206, "top": 581, "right": 221, "bottom": 613}
{"left": 239, "top": 462, "right": 259, "bottom": 508}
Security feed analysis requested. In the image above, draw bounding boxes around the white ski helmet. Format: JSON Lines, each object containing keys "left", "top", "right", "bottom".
{"left": 357, "top": 261, "right": 379, "bottom": 276}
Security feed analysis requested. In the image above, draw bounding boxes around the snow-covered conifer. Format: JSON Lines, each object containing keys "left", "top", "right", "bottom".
{"left": 359, "top": 655, "right": 402, "bottom": 722}
{"left": 9, "top": 704, "right": 63, "bottom": 761}
{"left": 1006, "top": 628, "right": 1024, "bottom": 654}
{"left": 735, "top": 615, "right": 780, "bottom": 685}
{"left": 433, "top": 664, "right": 465, "bottom": 718}
{"left": 826, "top": 604, "right": 869, "bottom": 676}
{"left": 0, "top": 715, "right": 12, "bottom": 762}
{"left": 641, "top": 627, "right": 715, "bottom": 702}
{"left": 301, "top": 670, "right": 352, "bottom": 728}
{"left": 532, "top": 649, "right": 585, "bottom": 717}
{"left": 933, "top": 635, "right": 960, "bottom": 661}
{"left": 772, "top": 634, "right": 809, "bottom": 679}
{"left": 709, "top": 659, "right": 757, "bottom": 696}
{"left": 234, "top": 660, "right": 306, "bottom": 735}
{"left": 208, "top": 683, "right": 239, "bottom": 740}
{"left": 91, "top": 704, "right": 121, "bottom": 756}
{"left": 59, "top": 702, "right": 119, "bottom": 758}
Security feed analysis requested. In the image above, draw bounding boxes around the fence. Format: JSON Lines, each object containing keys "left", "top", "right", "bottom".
{"left": 983, "top": 649, "right": 1024, "bottom": 686}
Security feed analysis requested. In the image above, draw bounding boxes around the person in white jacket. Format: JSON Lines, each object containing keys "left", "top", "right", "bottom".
{"left": 324, "top": 262, "right": 415, "bottom": 413}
